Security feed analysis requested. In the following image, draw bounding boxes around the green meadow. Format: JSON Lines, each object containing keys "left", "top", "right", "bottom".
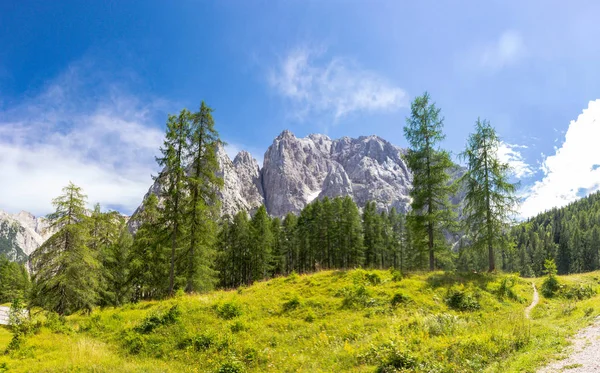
{"left": 1, "top": 269, "right": 599, "bottom": 373}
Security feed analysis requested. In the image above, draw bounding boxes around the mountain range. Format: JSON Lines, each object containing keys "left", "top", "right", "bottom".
{"left": 1, "top": 130, "right": 420, "bottom": 261}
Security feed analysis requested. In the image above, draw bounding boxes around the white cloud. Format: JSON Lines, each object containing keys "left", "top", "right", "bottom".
{"left": 0, "top": 62, "right": 169, "bottom": 216}
{"left": 269, "top": 47, "right": 408, "bottom": 120}
{"left": 520, "top": 99, "right": 600, "bottom": 218}
{"left": 497, "top": 142, "right": 534, "bottom": 178}
{"left": 471, "top": 30, "right": 526, "bottom": 71}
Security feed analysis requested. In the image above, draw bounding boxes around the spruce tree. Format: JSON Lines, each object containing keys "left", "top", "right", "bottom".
{"left": 30, "top": 183, "right": 99, "bottom": 315}
{"left": 460, "top": 118, "right": 518, "bottom": 272}
{"left": 404, "top": 92, "right": 455, "bottom": 270}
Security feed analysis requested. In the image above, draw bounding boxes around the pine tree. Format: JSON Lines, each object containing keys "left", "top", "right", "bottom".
{"left": 156, "top": 109, "right": 192, "bottom": 296}
{"left": 404, "top": 92, "right": 455, "bottom": 270}
{"left": 185, "top": 101, "right": 223, "bottom": 293}
{"left": 460, "top": 118, "right": 518, "bottom": 272}
{"left": 30, "top": 183, "right": 99, "bottom": 315}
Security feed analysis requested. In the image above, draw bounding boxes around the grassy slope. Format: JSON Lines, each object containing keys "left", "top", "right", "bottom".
{"left": 1, "top": 270, "right": 599, "bottom": 373}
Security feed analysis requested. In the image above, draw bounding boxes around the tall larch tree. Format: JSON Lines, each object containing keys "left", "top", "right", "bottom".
{"left": 156, "top": 109, "right": 192, "bottom": 296}
{"left": 460, "top": 118, "right": 518, "bottom": 272}
{"left": 30, "top": 183, "right": 99, "bottom": 315}
{"left": 403, "top": 92, "right": 455, "bottom": 270}
{"left": 185, "top": 101, "right": 223, "bottom": 293}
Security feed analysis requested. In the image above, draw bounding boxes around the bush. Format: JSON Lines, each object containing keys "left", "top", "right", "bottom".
{"left": 445, "top": 287, "right": 480, "bottom": 311}
{"left": 562, "top": 285, "right": 595, "bottom": 300}
{"left": 366, "top": 272, "right": 382, "bottom": 286}
{"left": 134, "top": 305, "right": 181, "bottom": 334}
{"left": 340, "top": 285, "right": 377, "bottom": 309}
{"left": 281, "top": 295, "right": 301, "bottom": 312}
{"left": 216, "top": 301, "right": 243, "bottom": 320}
{"left": 376, "top": 349, "right": 418, "bottom": 373}
{"left": 218, "top": 358, "right": 245, "bottom": 373}
{"left": 497, "top": 276, "right": 520, "bottom": 301}
{"left": 390, "top": 292, "right": 411, "bottom": 307}
{"left": 230, "top": 320, "right": 246, "bottom": 333}
{"left": 178, "top": 334, "right": 214, "bottom": 351}
{"left": 390, "top": 269, "right": 403, "bottom": 282}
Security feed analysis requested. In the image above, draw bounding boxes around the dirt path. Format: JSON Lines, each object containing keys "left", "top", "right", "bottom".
{"left": 538, "top": 317, "right": 600, "bottom": 372}
{"left": 525, "top": 282, "right": 539, "bottom": 319}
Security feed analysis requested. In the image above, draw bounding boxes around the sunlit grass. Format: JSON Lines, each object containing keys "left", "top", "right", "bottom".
{"left": 1, "top": 270, "right": 599, "bottom": 372}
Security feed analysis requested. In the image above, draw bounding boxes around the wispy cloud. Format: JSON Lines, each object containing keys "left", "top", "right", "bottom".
{"left": 0, "top": 60, "right": 170, "bottom": 216}
{"left": 520, "top": 99, "right": 600, "bottom": 218}
{"left": 269, "top": 46, "right": 408, "bottom": 120}
{"left": 497, "top": 142, "right": 534, "bottom": 179}
{"left": 466, "top": 30, "right": 527, "bottom": 72}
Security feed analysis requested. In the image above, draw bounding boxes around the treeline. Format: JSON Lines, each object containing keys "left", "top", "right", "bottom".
{"left": 216, "top": 200, "right": 419, "bottom": 288}
{"left": 506, "top": 191, "right": 600, "bottom": 276}
{"left": 0, "top": 256, "right": 29, "bottom": 303}
{"left": 18, "top": 93, "right": 532, "bottom": 314}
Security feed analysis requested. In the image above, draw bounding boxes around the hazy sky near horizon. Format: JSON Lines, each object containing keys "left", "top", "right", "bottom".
{"left": 1, "top": 1, "right": 600, "bottom": 218}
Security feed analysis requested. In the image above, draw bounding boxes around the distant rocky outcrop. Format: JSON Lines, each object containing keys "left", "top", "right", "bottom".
{"left": 132, "top": 130, "right": 414, "bottom": 224}
{"left": 0, "top": 210, "right": 51, "bottom": 262}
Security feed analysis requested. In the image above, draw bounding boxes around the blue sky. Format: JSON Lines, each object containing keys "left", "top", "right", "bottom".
{"left": 1, "top": 1, "right": 600, "bottom": 217}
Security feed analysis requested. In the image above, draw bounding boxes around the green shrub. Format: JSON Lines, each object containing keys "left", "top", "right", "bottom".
{"left": 340, "top": 285, "right": 377, "bottom": 309}
{"left": 445, "top": 287, "right": 480, "bottom": 311}
{"left": 218, "top": 358, "right": 245, "bottom": 373}
{"left": 216, "top": 301, "right": 243, "bottom": 320}
{"left": 562, "top": 285, "right": 595, "bottom": 300}
{"left": 122, "top": 330, "right": 146, "bottom": 354}
{"left": 497, "top": 276, "right": 520, "bottom": 301}
{"left": 44, "top": 312, "right": 71, "bottom": 334}
{"left": 366, "top": 272, "right": 382, "bottom": 286}
{"left": 390, "top": 292, "right": 411, "bottom": 307}
{"left": 281, "top": 295, "right": 301, "bottom": 312}
{"left": 389, "top": 269, "right": 403, "bottom": 282}
{"left": 360, "top": 342, "right": 418, "bottom": 373}
{"left": 178, "top": 334, "right": 214, "bottom": 351}
{"left": 230, "top": 320, "right": 246, "bottom": 333}
{"left": 541, "top": 276, "right": 560, "bottom": 298}
{"left": 134, "top": 305, "right": 181, "bottom": 334}
{"left": 376, "top": 349, "right": 418, "bottom": 373}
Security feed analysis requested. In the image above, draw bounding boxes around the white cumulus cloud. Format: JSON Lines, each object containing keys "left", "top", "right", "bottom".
{"left": 497, "top": 142, "right": 533, "bottom": 179}
{"left": 520, "top": 99, "right": 600, "bottom": 218}
{"left": 269, "top": 47, "right": 408, "bottom": 120}
{"left": 0, "top": 62, "right": 169, "bottom": 216}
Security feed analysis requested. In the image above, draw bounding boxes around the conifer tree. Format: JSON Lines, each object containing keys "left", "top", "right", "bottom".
{"left": 130, "top": 194, "right": 168, "bottom": 299}
{"left": 30, "top": 183, "right": 99, "bottom": 315}
{"left": 249, "top": 206, "right": 273, "bottom": 281}
{"left": 0, "top": 256, "right": 30, "bottom": 303}
{"left": 156, "top": 109, "right": 192, "bottom": 296}
{"left": 185, "top": 101, "right": 223, "bottom": 293}
{"left": 461, "top": 119, "right": 518, "bottom": 272}
{"left": 404, "top": 92, "right": 455, "bottom": 270}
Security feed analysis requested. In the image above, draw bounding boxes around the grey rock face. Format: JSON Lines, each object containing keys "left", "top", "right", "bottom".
{"left": 0, "top": 210, "right": 51, "bottom": 262}
{"left": 262, "top": 131, "right": 412, "bottom": 216}
{"left": 131, "top": 130, "right": 414, "bottom": 224}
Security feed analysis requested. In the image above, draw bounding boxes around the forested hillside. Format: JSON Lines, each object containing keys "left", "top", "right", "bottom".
{"left": 508, "top": 191, "right": 600, "bottom": 276}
